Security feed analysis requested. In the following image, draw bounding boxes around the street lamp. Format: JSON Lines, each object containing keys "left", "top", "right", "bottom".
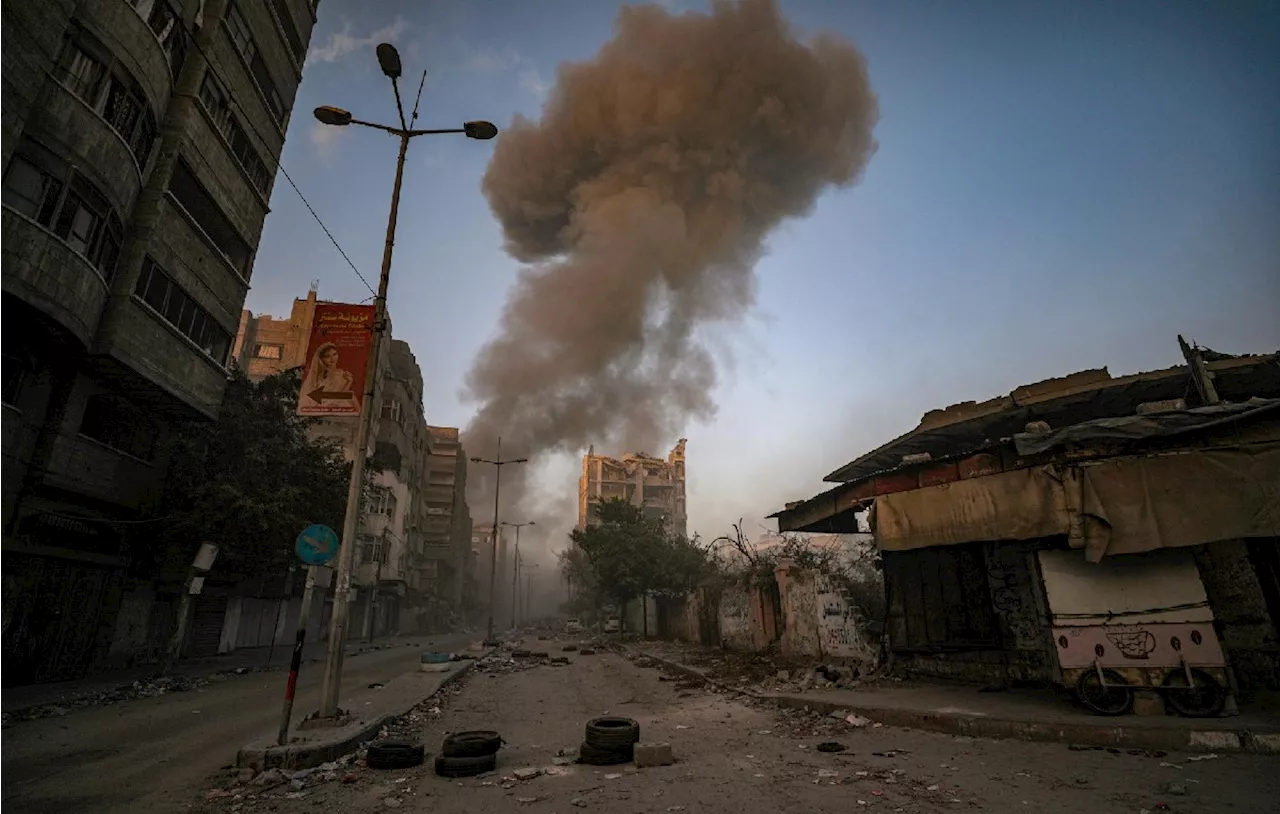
{"left": 315, "top": 43, "right": 498, "bottom": 722}
{"left": 470, "top": 438, "right": 529, "bottom": 641}
{"left": 502, "top": 521, "right": 535, "bottom": 628}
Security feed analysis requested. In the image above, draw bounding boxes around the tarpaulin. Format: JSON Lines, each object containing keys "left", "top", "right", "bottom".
{"left": 874, "top": 441, "right": 1280, "bottom": 560}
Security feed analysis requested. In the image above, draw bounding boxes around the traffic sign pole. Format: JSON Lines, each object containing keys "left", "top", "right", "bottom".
{"left": 278, "top": 564, "right": 318, "bottom": 746}
{"left": 278, "top": 525, "right": 338, "bottom": 745}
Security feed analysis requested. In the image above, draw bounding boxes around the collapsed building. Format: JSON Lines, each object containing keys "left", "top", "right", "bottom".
{"left": 578, "top": 440, "right": 688, "bottom": 538}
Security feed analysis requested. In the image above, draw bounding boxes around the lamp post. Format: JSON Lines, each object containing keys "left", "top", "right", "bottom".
{"left": 502, "top": 521, "right": 534, "bottom": 628}
{"left": 313, "top": 43, "right": 497, "bottom": 721}
{"left": 470, "top": 439, "right": 528, "bottom": 641}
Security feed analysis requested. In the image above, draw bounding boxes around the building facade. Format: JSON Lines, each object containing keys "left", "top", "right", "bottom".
{"left": 231, "top": 292, "right": 470, "bottom": 635}
{"left": 578, "top": 439, "right": 687, "bottom": 537}
{"left": 2, "top": 0, "right": 316, "bottom": 684}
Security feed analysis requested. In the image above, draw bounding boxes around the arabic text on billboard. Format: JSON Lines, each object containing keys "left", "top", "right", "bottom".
{"left": 297, "top": 302, "right": 375, "bottom": 417}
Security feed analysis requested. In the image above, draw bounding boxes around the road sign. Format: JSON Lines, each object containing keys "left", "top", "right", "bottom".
{"left": 295, "top": 524, "right": 339, "bottom": 566}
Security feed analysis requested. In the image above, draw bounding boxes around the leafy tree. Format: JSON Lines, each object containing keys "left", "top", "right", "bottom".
{"left": 567, "top": 499, "right": 714, "bottom": 629}
{"left": 158, "top": 368, "right": 355, "bottom": 578}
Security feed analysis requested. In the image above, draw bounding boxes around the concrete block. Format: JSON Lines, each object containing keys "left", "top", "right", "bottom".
{"left": 1131, "top": 690, "right": 1166, "bottom": 717}
{"left": 634, "top": 741, "right": 675, "bottom": 768}
{"left": 1189, "top": 730, "right": 1242, "bottom": 750}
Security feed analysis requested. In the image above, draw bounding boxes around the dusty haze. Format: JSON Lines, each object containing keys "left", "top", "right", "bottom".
{"left": 463, "top": 0, "right": 879, "bottom": 548}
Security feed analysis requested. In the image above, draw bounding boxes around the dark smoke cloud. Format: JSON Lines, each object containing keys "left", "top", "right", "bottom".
{"left": 463, "top": 0, "right": 878, "bottom": 529}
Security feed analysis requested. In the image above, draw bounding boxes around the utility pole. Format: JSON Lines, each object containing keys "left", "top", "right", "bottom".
{"left": 367, "top": 528, "right": 386, "bottom": 641}
{"left": 502, "top": 521, "right": 534, "bottom": 630}
{"left": 471, "top": 442, "right": 529, "bottom": 641}
{"left": 313, "top": 43, "right": 497, "bottom": 720}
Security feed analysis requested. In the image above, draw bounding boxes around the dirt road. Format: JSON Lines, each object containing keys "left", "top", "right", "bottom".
{"left": 1, "top": 634, "right": 473, "bottom": 813}
{"left": 190, "top": 645, "right": 1280, "bottom": 814}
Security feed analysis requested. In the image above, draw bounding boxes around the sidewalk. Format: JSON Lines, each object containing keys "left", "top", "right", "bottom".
{"left": 634, "top": 643, "right": 1280, "bottom": 755}
{"left": 2, "top": 633, "right": 442, "bottom": 715}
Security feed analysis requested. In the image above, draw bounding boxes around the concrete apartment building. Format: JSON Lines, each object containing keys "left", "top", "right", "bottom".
{"left": 232, "top": 291, "right": 473, "bottom": 634}
{"left": 2, "top": 0, "right": 316, "bottom": 684}
{"left": 578, "top": 439, "right": 688, "bottom": 537}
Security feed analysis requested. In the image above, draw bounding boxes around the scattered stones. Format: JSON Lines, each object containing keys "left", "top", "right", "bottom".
{"left": 1160, "top": 782, "right": 1189, "bottom": 796}
{"left": 571, "top": 797, "right": 588, "bottom": 807}
{"left": 512, "top": 767, "right": 542, "bottom": 781}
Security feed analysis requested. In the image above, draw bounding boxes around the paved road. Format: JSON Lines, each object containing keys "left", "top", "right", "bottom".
{"left": 1, "top": 633, "right": 474, "bottom": 813}
{"left": 187, "top": 638, "right": 1280, "bottom": 814}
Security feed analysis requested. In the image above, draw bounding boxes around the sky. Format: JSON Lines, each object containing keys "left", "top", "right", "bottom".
{"left": 249, "top": 0, "right": 1280, "bottom": 549}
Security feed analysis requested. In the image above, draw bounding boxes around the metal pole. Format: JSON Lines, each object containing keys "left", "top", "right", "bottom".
{"left": 319, "top": 130, "right": 410, "bottom": 719}
{"left": 278, "top": 565, "right": 318, "bottom": 745}
{"left": 485, "top": 438, "right": 502, "bottom": 642}
{"left": 368, "top": 530, "right": 385, "bottom": 642}
{"left": 159, "top": 570, "right": 195, "bottom": 677}
{"left": 510, "top": 531, "right": 520, "bottom": 629}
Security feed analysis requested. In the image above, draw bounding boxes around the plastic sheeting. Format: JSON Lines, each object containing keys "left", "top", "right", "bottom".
{"left": 875, "top": 441, "right": 1280, "bottom": 561}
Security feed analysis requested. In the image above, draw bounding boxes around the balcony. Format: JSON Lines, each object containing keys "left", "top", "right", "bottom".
{"left": 1, "top": 209, "right": 110, "bottom": 346}
{"left": 77, "top": 0, "right": 177, "bottom": 112}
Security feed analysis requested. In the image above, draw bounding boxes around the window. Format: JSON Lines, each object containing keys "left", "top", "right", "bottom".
{"left": 2, "top": 354, "right": 26, "bottom": 407}
{"left": 129, "top": 0, "right": 187, "bottom": 76}
{"left": 56, "top": 36, "right": 158, "bottom": 165}
{"left": 57, "top": 43, "right": 107, "bottom": 104}
{"left": 224, "top": 3, "right": 257, "bottom": 63}
{"left": 79, "top": 394, "right": 157, "bottom": 461}
{"left": 381, "top": 399, "right": 403, "bottom": 426}
{"left": 224, "top": 4, "right": 289, "bottom": 128}
{"left": 134, "top": 258, "right": 233, "bottom": 362}
{"left": 268, "top": 0, "right": 307, "bottom": 64}
{"left": 167, "top": 160, "right": 252, "bottom": 275}
{"left": 198, "top": 74, "right": 271, "bottom": 194}
{"left": 367, "top": 487, "right": 397, "bottom": 518}
{"left": 2, "top": 154, "right": 122, "bottom": 279}
{"left": 253, "top": 343, "right": 283, "bottom": 359}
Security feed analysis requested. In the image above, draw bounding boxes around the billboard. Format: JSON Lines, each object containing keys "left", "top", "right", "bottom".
{"left": 297, "top": 302, "right": 376, "bottom": 417}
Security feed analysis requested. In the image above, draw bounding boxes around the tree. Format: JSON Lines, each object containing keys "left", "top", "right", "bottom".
{"left": 158, "top": 368, "right": 353, "bottom": 578}
{"left": 567, "top": 499, "right": 715, "bottom": 631}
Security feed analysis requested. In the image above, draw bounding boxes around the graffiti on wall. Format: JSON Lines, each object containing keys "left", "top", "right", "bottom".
{"left": 984, "top": 544, "right": 1043, "bottom": 650}
{"left": 814, "top": 573, "right": 876, "bottom": 665}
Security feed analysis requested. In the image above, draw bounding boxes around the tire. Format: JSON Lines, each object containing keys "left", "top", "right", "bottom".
{"left": 1163, "top": 668, "right": 1227, "bottom": 718}
{"left": 434, "top": 752, "right": 497, "bottom": 778}
{"left": 577, "top": 741, "right": 633, "bottom": 766}
{"left": 442, "top": 730, "right": 503, "bottom": 758}
{"left": 366, "top": 739, "right": 426, "bottom": 770}
{"left": 585, "top": 716, "right": 640, "bottom": 750}
{"left": 1076, "top": 669, "right": 1133, "bottom": 716}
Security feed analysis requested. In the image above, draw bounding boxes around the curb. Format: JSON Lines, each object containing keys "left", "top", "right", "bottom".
{"left": 633, "top": 650, "right": 1280, "bottom": 756}
{"left": 237, "top": 658, "right": 478, "bottom": 771}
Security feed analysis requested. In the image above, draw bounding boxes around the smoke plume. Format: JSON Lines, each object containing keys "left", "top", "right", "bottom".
{"left": 463, "top": 0, "right": 878, "bottom": 532}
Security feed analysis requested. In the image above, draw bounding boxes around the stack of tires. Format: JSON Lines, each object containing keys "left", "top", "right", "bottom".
{"left": 434, "top": 730, "right": 503, "bottom": 777}
{"left": 577, "top": 716, "right": 640, "bottom": 765}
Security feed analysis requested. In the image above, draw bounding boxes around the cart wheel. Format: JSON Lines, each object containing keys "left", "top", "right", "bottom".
{"left": 1163, "top": 668, "right": 1226, "bottom": 718}
{"left": 1076, "top": 668, "right": 1133, "bottom": 716}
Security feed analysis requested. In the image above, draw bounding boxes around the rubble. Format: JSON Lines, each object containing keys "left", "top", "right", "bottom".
{"left": 3, "top": 675, "right": 210, "bottom": 726}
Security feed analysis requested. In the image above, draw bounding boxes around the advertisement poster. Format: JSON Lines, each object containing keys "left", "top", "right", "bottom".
{"left": 297, "top": 302, "right": 375, "bottom": 417}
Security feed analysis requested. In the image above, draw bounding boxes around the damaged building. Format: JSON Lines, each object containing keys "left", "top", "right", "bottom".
{"left": 578, "top": 439, "right": 688, "bottom": 538}
{"left": 772, "top": 340, "right": 1279, "bottom": 715}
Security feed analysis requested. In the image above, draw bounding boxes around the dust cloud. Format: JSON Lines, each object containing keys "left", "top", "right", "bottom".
{"left": 463, "top": 0, "right": 878, "bottom": 541}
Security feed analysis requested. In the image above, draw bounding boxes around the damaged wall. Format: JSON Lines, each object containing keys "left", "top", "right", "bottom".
{"left": 776, "top": 566, "right": 821, "bottom": 659}
{"left": 1194, "top": 539, "right": 1280, "bottom": 691}
{"left": 815, "top": 573, "right": 879, "bottom": 668}
{"left": 718, "top": 585, "right": 755, "bottom": 652}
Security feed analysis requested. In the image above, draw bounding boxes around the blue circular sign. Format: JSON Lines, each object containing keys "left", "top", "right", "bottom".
{"left": 296, "top": 524, "right": 339, "bottom": 566}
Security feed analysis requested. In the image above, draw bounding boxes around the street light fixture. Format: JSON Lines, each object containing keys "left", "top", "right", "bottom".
{"left": 313, "top": 43, "right": 498, "bottom": 724}
{"left": 470, "top": 439, "right": 531, "bottom": 642}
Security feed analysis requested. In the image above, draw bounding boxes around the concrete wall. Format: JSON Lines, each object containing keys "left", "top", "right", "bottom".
{"left": 815, "top": 573, "right": 879, "bottom": 668}
{"left": 718, "top": 585, "right": 755, "bottom": 651}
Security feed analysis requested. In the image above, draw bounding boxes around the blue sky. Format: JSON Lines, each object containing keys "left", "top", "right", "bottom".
{"left": 249, "top": 0, "right": 1280, "bottom": 546}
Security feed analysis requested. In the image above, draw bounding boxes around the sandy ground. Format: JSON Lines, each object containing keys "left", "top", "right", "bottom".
{"left": 190, "top": 645, "right": 1279, "bottom": 814}
{"left": 0, "top": 634, "right": 474, "bottom": 813}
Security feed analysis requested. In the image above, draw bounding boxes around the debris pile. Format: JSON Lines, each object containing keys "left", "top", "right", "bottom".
{"left": 3, "top": 675, "right": 209, "bottom": 726}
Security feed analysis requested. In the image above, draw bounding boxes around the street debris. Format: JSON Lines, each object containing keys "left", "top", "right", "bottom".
{"left": 3, "top": 675, "right": 209, "bottom": 726}
{"left": 817, "top": 741, "right": 847, "bottom": 753}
